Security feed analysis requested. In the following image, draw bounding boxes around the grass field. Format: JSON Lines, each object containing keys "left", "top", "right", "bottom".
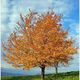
{"left": 1, "top": 71, "right": 79, "bottom": 80}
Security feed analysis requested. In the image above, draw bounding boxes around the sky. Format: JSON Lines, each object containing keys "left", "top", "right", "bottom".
{"left": 1, "top": 0, "right": 79, "bottom": 75}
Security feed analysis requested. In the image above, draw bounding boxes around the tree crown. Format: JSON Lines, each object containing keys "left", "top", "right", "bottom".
{"left": 2, "top": 10, "right": 77, "bottom": 69}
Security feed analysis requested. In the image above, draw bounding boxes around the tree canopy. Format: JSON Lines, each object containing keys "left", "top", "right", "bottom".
{"left": 2, "top": 10, "right": 77, "bottom": 70}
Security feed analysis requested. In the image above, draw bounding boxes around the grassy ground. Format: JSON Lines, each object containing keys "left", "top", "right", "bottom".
{"left": 1, "top": 71, "right": 79, "bottom": 80}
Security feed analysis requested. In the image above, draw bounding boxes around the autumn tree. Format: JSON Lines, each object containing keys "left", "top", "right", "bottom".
{"left": 2, "top": 10, "right": 77, "bottom": 80}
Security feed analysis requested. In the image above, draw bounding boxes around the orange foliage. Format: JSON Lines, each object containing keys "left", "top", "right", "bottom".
{"left": 2, "top": 10, "right": 77, "bottom": 69}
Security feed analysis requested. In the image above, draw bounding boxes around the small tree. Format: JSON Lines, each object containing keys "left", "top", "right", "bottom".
{"left": 52, "top": 39, "right": 77, "bottom": 75}
{"left": 2, "top": 10, "right": 77, "bottom": 80}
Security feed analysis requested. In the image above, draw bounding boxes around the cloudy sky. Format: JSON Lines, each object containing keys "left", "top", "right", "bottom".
{"left": 1, "top": 0, "right": 79, "bottom": 74}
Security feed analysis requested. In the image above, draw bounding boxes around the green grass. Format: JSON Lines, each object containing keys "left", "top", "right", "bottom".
{"left": 1, "top": 71, "right": 79, "bottom": 80}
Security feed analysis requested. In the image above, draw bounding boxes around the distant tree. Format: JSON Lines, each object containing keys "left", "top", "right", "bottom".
{"left": 2, "top": 10, "right": 77, "bottom": 80}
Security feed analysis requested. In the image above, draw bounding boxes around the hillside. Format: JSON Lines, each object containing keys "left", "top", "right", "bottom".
{"left": 1, "top": 71, "right": 79, "bottom": 80}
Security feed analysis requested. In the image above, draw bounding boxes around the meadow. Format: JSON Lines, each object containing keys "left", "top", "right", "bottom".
{"left": 1, "top": 71, "right": 79, "bottom": 80}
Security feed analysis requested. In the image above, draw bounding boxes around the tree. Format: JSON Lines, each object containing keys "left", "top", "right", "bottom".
{"left": 2, "top": 10, "right": 77, "bottom": 80}
{"left": 52, "top": 39, "right": 77, "bottom": 75}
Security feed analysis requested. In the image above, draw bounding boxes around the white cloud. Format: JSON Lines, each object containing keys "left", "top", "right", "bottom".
{"left": 51, "top": 0, "right": 74, "bottom": 17}
{"left": 69, "top": 23, "right": 79, "bottom": 35}
{"left": 67, "top": 23, "right": 79, "bottom": 47}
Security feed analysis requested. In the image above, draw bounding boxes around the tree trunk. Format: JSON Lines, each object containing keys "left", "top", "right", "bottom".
{"left": 54, "top": 63, "right": 58, "bottom": 80}
{"left": 54, "top": 62, "right": 58, "bottom": 74}
{"left": 40, "top": 65, "right": 45, "bottom": 80}
{"left": 55, "top": 66, "right": 58, "bottom": 74}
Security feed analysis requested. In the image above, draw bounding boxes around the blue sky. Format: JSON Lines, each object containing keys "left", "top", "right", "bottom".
{"left": 1, "top": 0, "right": 79, "bottom": 74}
